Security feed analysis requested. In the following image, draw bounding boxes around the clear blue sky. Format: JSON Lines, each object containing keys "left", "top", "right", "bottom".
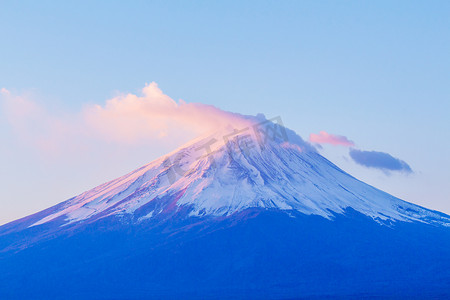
{"left": 1, "top": 0, "right": 449, "bottom": 224}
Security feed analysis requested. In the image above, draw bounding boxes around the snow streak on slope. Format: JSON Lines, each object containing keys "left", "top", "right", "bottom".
{"left": 31, "top": 117, "right": 450, "bottom": 227}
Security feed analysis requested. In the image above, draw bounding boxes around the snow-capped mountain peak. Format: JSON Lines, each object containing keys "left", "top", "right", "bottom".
{"left": 30, "top": 117, "right": 450, "bottom": 227}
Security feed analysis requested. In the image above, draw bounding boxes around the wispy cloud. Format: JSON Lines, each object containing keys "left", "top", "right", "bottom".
{"left": 309, "top": 131, "right": 355, "bottom": 147}
{"left": 349, "top": 149, "right": 413, "bottom": 174}
{"left": 0, "top": 83, "right": 252, "bottom": 156}
{"left": 1, "top": 88, "right": 10, "bottom": 95}
{"left": 82, "top": 82, "right": 251, "bottom": 144}
{"left": 308, "top": 130, "right": 412, "bottom": 175}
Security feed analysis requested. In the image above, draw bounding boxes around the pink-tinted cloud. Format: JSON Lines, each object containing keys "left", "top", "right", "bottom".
{"left": 0, "top": 82, "right": 253, "bottom": 156}
{"left": 1, "top": 88, "right": 10, "bottom": 95}
{"left": 1, "top": 88, "right": 73, "bottom": 155}
{"left": 83, "top": 82, "right": 251, "bottom": 144}
{"left": 309, "top": 131, "right": 355, "bottom": 147}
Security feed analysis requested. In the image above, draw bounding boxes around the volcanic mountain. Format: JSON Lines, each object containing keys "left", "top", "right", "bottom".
{"left": 1, "top": 116, "right": 449, "bottom": 299}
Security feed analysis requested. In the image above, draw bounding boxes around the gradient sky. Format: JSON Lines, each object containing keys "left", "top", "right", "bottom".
{"left": 1, "top": 0, "right": 449, "bottom": 225}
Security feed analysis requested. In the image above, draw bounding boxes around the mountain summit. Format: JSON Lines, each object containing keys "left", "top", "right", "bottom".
{"left": 1, "top": 116, "right": 450, "bottom": 299}
{"left": 22, "top": 116, "right": 450, "bottom": 228}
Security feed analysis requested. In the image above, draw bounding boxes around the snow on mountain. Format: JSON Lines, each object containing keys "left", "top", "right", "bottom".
{"left": 30, "top": 116, "right": 450, "bottom": 228}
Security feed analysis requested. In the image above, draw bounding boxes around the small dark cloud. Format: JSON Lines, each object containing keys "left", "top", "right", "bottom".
{"left": 349, "top": 149, "right": 413, "bottom": 174}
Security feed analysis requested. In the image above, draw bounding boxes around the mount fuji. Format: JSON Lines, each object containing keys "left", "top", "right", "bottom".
{"left": 1, "top": 115, "right": 449, "bottom": 299}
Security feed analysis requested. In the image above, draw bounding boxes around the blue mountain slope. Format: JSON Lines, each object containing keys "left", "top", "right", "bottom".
{"left": 0, "top": 209, "right": 450, "bottom": 299}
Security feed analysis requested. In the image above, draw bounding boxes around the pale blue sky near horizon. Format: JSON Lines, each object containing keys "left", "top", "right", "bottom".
{"left": 1, "top": 1, "right": 449, "bottom": 224}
